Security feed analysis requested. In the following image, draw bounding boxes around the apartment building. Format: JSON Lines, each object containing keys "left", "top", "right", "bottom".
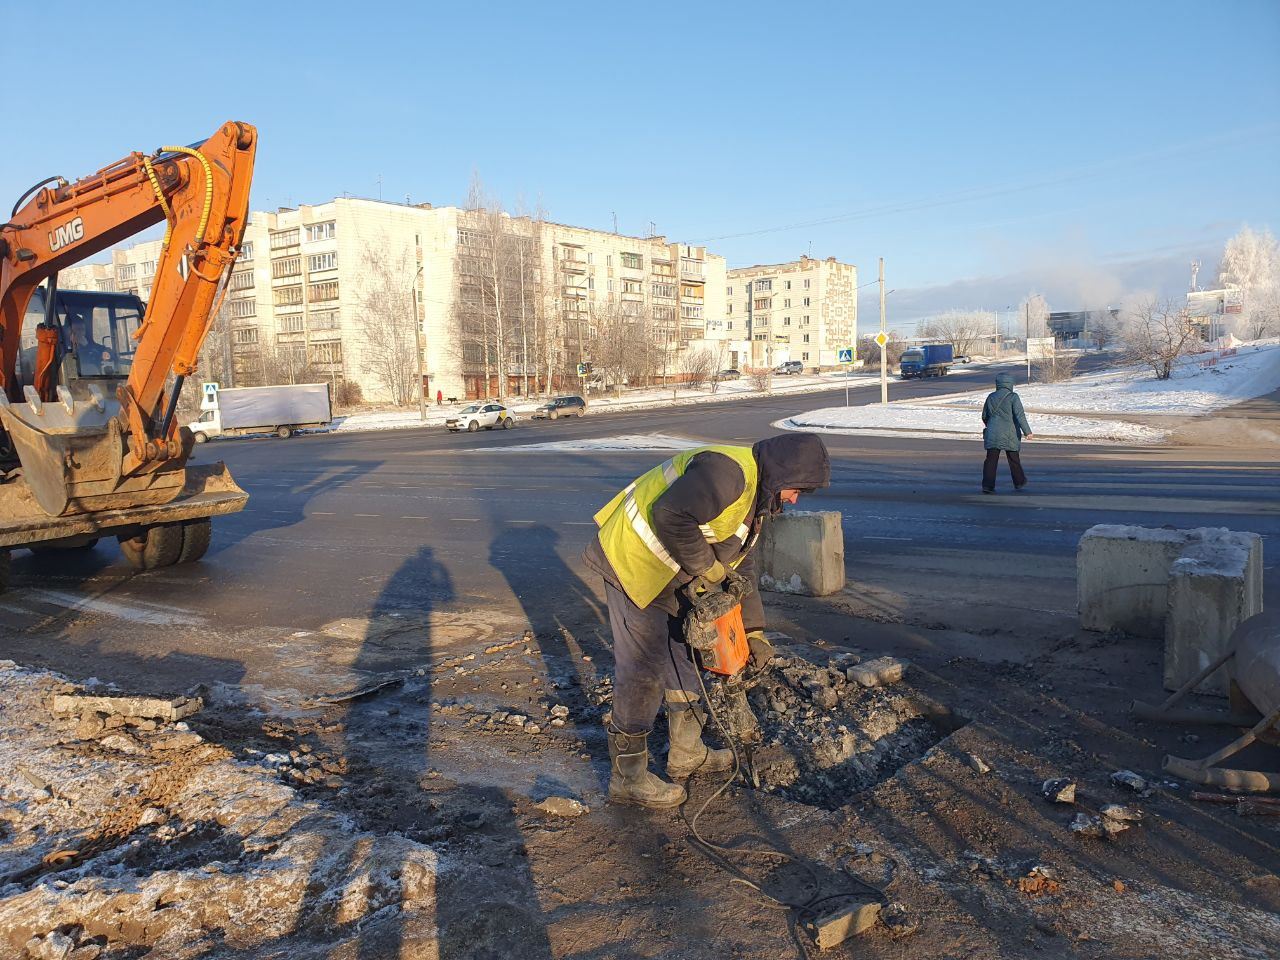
{"left": 721, "top": 256, "right": 858, "bottom": 369}
{"left": 55, "top": 198, "right": 729, "bottom": 402}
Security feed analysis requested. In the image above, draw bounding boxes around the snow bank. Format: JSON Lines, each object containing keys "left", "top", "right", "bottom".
{"left": 475, "top": 433, "right": 705, "bottom": 453}
{"left": 920, "top": 341, "right": 1280, "bottom": 417}
{"left": 777, "top": 404, "right": 1167, "bottom": 444}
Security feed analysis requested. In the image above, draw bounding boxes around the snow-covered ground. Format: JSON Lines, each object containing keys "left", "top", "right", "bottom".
{"left": 920, "top": 341, "right": 1280, "bottom": 417}
{"left": 778, "top": 405, "right": 1167, "bottom": 444}
{"left": 473, "top": 433, "right": 705, "bottom": 453}
{"left": 779, "top": 342, "right": 1280, "bottom": 445}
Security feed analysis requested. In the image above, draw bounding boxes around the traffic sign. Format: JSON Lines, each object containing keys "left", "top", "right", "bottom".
{"left": 576, "top": 362, "right": 591, "bottom": 376}
{"left": 837, "top": 348, "right": 854, "bottom": 364}
{"left": 874, "top": 331, "right": 889, "bottom": 349}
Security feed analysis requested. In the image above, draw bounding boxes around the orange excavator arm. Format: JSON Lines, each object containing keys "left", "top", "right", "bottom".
{"left": 0, "top": 121, "right": 256, "bottom": 462}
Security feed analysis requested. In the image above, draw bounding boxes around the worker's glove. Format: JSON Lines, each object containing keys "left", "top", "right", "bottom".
{"left": 687, "top": 560, "right": 727, "bottom": 598}
{"left": 702, "top": 560, "right": 727, "bottom": 585}
{"left": 746, "top": 630, "right": 773, "bottom": 671}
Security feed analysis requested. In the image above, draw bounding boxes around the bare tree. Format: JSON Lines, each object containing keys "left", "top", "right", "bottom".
{"left": 1034, "top": 350, "right": 1079, "bottom": 383}
{"left": 1017, "top": 293, "right": 1051, "bottom": 340}
{"left": 1218, "top": 226, "right": 1280, "bottom": 340}
{"left": 356, "top": 242, "right": 420, "bottom": 406}
{"left": 747, "top": 366, "right": 773, "bottom": 392}
{"left": 591, "top": 297, "right": 661, "bottom": 395}
{"left": 678, "top": 348, "right": 715, "bottom": 390}
{"left": 857, "top": 332, "right": 906, "bottom": 368}
{"left": 1121, "top": 298, "right": 1202, "bottom": 380}
{"left": 921, "top": 309, "right": 993, "bottom": 357}
{"left": 1087, "top": 310, "right": 1121, "bottom": 351}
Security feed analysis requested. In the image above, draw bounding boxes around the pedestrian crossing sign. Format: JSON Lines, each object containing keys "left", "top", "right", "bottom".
{"left": 837, "top": 348, "right": 854, "bottom": 363}
{"left": 874, "top": 331, "right": 889, "bottom": 349}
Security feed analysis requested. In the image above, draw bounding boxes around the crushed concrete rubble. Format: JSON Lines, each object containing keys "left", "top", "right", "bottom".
{"left": 51, "top": 692, "right": 203, "bottom": 723}
{"left": 0, "top": 662, "right": 439, "bottom": 959}
{"left": 1110, "top": 770, "right": 1152, "bottom": 795}
{"left": 707, "top": 650, "right": 943, "bottom": 809}
{"left": 533, "top": 796, "right": 588, "bottom": 818}
{"left": 1042, "top": 778, "right": 1077, "bottom": 803}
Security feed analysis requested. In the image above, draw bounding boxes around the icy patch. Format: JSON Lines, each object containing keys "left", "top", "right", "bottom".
{"left": 776, "top": 405, "right": 1166, "bottom": 444}
{"left": 474, "top": 433, "right": 706, "bottom": 453}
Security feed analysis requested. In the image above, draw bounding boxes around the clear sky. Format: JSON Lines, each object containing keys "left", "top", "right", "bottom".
{"left": 5, "top": 0, "right": 1278, "bottom": 331}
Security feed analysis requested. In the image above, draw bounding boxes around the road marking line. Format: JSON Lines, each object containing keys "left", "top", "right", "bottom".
{"left": 312, "top": 511, "right": 336, "bottom": 515}
{"left": 506, "top": 520, "right": 537, "bottom": 524}
{"left": 354, "top": 513, "right": 380, "bottom": 518}
{"left": 449, "top": 518, "right": 480, "bottom": 522}
{"left": 564, "top": 521, "right": 596, "bottom": 525}
{"left": 864, "top": 536, "right": 912, "bottom": 541}
{"left": 401, "top": 515, "right": 431, "bottom": 519}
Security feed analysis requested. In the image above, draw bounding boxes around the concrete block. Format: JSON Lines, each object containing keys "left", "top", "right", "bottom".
{"left": 757, "top": 510, "right": 845, "bottom": 597}
{"left": 807, "top": 899, "right": 881, "bottom": 950}
{"left": 50, "top": 693, "right": 203, "bottom": 722}
{"left": 848, "top": 656, "right": 908, "bottom": 688}
{"left": 1078, "top": 524, "right": 1189, "bottom": 637}
{"left": 1165, "top": 536, "right": 1263, "bottom": 696}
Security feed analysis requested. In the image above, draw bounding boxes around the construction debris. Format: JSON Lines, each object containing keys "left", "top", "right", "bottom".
{"left": 533, "top": 796, "right": 588, "bottom": 818}
{"left": 847, "top": 656, "right": 909, "bottom": 688}
{"left": 1110, "top": 770, "right": 1151, "bottom": 793}
{"left": 50, "top": 692, "right": 202, "bottom": 722}
{"left": 967, "top": 753, "right": 992, "bottom": 774}
{"left": 806, "top": 898, "right": 882, "bottom": 950}
{"left": 1042, "top": 778, "right": 1077, "bottom": 803}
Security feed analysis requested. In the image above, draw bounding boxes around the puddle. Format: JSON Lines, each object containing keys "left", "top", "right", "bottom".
{"left": 708, "top": 653, "right": 963, "bottom": 810}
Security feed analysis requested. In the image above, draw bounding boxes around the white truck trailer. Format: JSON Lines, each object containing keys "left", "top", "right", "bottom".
{"left": 188, "top": 383, "right": 332, "bottom": 441}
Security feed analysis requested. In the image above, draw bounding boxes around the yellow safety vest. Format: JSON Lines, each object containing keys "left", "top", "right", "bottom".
{"left": 593, "top": 445, "right": 758, "bottom": 609}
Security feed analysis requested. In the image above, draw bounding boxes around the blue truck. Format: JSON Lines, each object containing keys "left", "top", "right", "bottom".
{"left": 899, "top": 343, "right": 954, "bottom": 379}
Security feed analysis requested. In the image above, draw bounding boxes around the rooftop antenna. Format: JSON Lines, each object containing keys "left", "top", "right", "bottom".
{"left": 807, "top": 240, "right": 813, "bottom": 258}
{"left": 1189, "top": 259, "right": 1201, "bottom": 293}
{"left": 612, "top": 211, "right": 618, "bottom": 235}
{"left": 649, "top": 220, "right": 657, "bottom": 238}
{"left": 377, "top": 174, "right": 383, "bottom": 201}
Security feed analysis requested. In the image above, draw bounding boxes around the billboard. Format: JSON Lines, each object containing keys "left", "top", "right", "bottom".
{"left": 1027, "top": 337, "right": 1056, "bottom": 360}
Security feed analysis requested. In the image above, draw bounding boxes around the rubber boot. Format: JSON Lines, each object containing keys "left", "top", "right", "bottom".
{"left": 665, "top": 691, "right": 735, "bottom": 780}
{"left": 606, "top": 721, "right": 687, "bottom": 809}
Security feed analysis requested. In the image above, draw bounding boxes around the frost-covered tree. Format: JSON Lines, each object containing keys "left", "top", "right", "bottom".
{"left": 921, "top": 310, "right": 994, "bottom": 357}
{"left": 1017, "top": 293, "right": 1050, "bottom": 340}
{"left": 1217, "top": 226, "right": 1280, "bottom": 340}
{"left": 1120, "top": 298, "right": 1201, "bottom": 380}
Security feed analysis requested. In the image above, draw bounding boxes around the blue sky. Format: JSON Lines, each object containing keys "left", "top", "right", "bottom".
{"left": 5, "top": 0, "right": 1278, "bottom": 331}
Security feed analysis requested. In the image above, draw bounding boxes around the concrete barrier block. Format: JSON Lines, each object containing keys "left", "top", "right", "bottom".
{"left": 1165, "top": 536, "right": 1263, "bottom": 696}
{"left": 1078, "top": 524, "right": 1189, "bottom": 637}
{"left": 758, "top": 510, "right": 845, "bottom": 597}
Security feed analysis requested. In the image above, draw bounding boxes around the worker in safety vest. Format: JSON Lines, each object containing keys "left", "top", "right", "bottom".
{"left": 582, "top": 433, "right": 831, "bottom": 807}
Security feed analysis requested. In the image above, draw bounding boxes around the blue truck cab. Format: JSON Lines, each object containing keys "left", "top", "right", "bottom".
{"left": 899, "top": 343, "right": 954, "bottom": 379}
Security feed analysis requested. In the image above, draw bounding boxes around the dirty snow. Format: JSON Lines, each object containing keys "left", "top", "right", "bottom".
{"left": 473, "top": 433, "right": 706, "bottom": 452}
{"left": 0, "top": 661, "right": 440, "bottom": 959}
{"left": 919, "top": 340, "right": 1280, "bottom": 417}
{"left": 776, "top": 404, "right": 1168, "bottom": 444}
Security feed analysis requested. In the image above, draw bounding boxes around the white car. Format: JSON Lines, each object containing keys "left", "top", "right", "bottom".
{"left": 445, "top": 402, "right": 516, "bottom": 432}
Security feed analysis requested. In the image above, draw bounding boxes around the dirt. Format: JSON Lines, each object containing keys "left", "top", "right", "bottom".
{"left": 2, "top": 587, "right": 1279, "bottom": 959}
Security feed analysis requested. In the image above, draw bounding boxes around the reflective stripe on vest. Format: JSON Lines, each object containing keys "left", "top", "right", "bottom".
{"left": 593, "top": 445, "right": 758, "bottom": 608}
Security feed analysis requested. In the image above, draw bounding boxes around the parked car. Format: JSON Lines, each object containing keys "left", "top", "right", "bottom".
{"left": 445, "top": 402, "right": 516, "bottom": 432}
{"left": 954, "top": 354, "right": 972, "bottom": 364}
{"left": 774, "top": 360, "right": 804, "bottom": 375}
{"left": 531, "top": 395, "right": 587, "bottom": 420}
{"left": 716, "top": 368, "right": 742, "bottom": 381}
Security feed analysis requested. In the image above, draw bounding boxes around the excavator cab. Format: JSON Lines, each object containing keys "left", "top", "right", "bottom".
{"left": 18, "top": 287, "right": 144, "bottom": 386}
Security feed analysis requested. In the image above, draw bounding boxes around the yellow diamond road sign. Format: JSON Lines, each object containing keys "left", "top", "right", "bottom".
{"left": 874, "top": 331, "right": 889, "bottom": 348}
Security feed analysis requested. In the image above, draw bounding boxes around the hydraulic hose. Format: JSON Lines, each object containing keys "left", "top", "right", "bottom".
{"left": 157, "top": 146, "right": 213, "bottom": 244}
{"left": 142, "top": 155, "right": 175, "bottom": 250}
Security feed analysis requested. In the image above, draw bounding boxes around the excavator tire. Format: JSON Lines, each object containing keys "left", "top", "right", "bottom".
{"left": 118, "top": 523, "right": 184, "bottom": 571}
{"left": 177, "top": 518, "right": 213, "bottom": 564}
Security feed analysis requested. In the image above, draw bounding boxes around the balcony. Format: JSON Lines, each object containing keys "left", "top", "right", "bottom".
{"left": 560, "top": 258, "right": 587, "bottom": 274}
{"left": 680, "top": 260, "right": 705, "bottom": 281}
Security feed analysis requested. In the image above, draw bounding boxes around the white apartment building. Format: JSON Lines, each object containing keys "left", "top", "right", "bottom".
{"left": 57, "top": 198, "right": 728, "bottom": 403}
{"left": 721, "top": 256, "right": 858, "bottom": 369}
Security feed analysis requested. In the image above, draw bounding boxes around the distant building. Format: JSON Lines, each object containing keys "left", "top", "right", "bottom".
{"left": 721, "top": 257, "right": 857, "bottom": 370}
{"left": 1047, "top": 309, "right": 1118, "bottom": 342}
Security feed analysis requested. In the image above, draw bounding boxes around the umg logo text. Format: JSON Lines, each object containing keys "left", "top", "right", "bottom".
{"left": 49, "top": 217, "right": 85, "bottom": 252}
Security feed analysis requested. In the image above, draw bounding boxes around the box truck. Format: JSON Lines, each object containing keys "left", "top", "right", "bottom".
{"left": 188, "top": 383, "right": 332, "bottom": 441}
{"left": 898, "top": 344, "right": 954, "bottom": 379}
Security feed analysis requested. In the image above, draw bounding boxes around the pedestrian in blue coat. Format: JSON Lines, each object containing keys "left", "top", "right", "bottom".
{"left": 981, "top": 372, "right": 1034, "bottom": 493}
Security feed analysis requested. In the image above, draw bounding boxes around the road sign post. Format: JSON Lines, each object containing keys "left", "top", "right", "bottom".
{"left": 873, "top": 330, "right": 889, "bottom": 406}
{"left": 838, "top": 348, "right": 854, "bottom": 406}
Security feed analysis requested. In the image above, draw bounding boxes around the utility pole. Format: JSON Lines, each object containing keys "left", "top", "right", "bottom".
{"left": 413, "top": 265, "right": 425, "bottom": 421}
{"left": 1025, "top": 300, "right": 1031, "bottom": 383}
{"left": 879, "top": 257, "right": 887, "bottom": 405}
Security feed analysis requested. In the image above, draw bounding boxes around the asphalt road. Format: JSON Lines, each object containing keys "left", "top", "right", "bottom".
{"left": 3, "top": 355, "right": 1277, "bottom": 693}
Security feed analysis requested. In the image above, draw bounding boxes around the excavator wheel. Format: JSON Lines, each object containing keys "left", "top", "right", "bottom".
{"left": 177, "top": 518, "right": 213, "bottom": 564}
{"left": 118, "top": 524, "right": 184, "bottom": 571}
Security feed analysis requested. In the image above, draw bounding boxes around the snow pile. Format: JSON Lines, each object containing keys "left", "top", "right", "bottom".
{"left": 475, "top": 433, "right": 705, "bottom": 453}
{"left": 0, "top": 662, "right": 439, "bottom": 959}
{"left": 921, "top": 341, "right": 1280, "bottom": 417}
{"left": 777, "top": 404, "right": 1167, "bottom": 444}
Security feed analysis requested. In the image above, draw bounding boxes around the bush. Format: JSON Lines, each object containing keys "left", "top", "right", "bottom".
{"left": 747, "top": 366, "right": 774, "bottom": 392}
{"left": 333, "top": 379, "right": 363, "bottom": 408}
{"left": 1033, "top": 351, "right": 1079, "bottom": 383}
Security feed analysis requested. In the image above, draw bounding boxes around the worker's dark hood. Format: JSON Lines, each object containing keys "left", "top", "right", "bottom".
{"left": 751, "top": 433, "right": 831, "bottom": 514}
{"left": 995, "top": 373, "right": 1016, "bottom": 390}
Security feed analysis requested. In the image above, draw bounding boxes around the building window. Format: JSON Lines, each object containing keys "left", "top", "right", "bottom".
{"left": 274, "top": 285, "right": 303, "bottom": 307}
{"left": 232, "top": 326, "right": 259, "bottom": 345}
{"left": 621, "top": 252, "right": 643, "bottom": 270}
{"left": 141, "top": 261, "right": 156, "bottom": 276}
{"left": 279, "top": 314, "right": 305, "bottom": 333}
{"left": 308, "top": 252, "right": 337, "bottom": 272}
{"left": 621, "top": 278, "right": 643, "bottom": 295}
{"left": 118, "top": 263, "right": 137, "bottom": 280}
{"left": 305, "top": 221, "right": 336, "bottom": 242}
{"left": 753, "top": 333, "right": 766, "bottom": 341}
{"left": 587, "top": 252, "right": 594, "bottom": 265}
{"left": 240, "top": 241, "right": 254, "bottom": 261}
{"left": 784, "top": 316, "right": 792, "bottom": 326}
{"left": 754, "top": 278, "right": 772, "bottom": 292}
{"left": 785, "top": 280, "right": 792, "bottom": 290}
{"left": 308, "top": 281, "right": 339, "bottom": 302}
{"left": 727, "top": 304, "right": 733, "bottom": 314}
{"left": 753, "top": 298, "right": 770, "bottom": 311}
{"left": 310, "top": 309, "right": 339, "bottom": 330}
{"left": 95, "top": 278, "right": 116, "bottom": 292}
{"left": 804, "top": 279, "right": 811, "bottom": 289}
{"left": 803, "top": 333, "right": 810, "bottom": 343}
{"left": 680, "top": 304, "right": 703, "bottom": 320}
{"left": 588, "top": 277, "right": 595, "bottom": 290}
{"left": 652, "top": 259, "right": 674, "bottom": 277}
{"left": 803, "top": 315, "right": 810, "bottom": 324}
{"left": 651, "top": 282, "right": 675, "bottom": 299}
{"left": 784, "top": 298, "right": 791, "bottom": 308}
{"left": 458, "top": 229, "right": 487, "bottom": 248}
{"left": 804, "top": 297, "right": 811, "bottom": 306}
{"left": 606, "top": 255, "right": 612, "bottom": 267}
{"left": 230, "top": 298, "right": 256, "bottom": 318}
{"left": 272, "top": 256, "right": 302, "bottom": 279}
{"left": 726, "top": 285, "right": 733, "bottom": 296}
{"left": 802, "top": 351, "right": 810, "bottom": 361}
{"left": 726, "top": 321, "right": 734, "bottom": 330}
{"left": 654, "top": 304, "right": 676, "bottom": 321}
{"left": 608, "top": 279, "right": 615, "bottom": 293}
{"left": 270, "top": 228, "right": 300, "bottom": 250}
{"left": 230, "top": 271, "right": 254, "bottom": 291}
{"left": 309, "top": 341, "right": 343, "bottom": 364}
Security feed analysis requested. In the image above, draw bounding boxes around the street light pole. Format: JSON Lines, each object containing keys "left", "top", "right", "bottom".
{"left": 1024, "top": 300, "right": 1031, "bottom": 383}
{"left": 879, "top": 257, "right": 887, "bottom": 405}
{"left": 413, "top": 265, "right": 425, "bottom": 421}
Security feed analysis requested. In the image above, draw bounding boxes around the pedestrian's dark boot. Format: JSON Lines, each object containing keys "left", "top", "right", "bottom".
{"left": 665, "top": 691, "right": 735, "bottom": 779}
{"left": 606, "top": 721, "right": 686, "bottom": 808}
